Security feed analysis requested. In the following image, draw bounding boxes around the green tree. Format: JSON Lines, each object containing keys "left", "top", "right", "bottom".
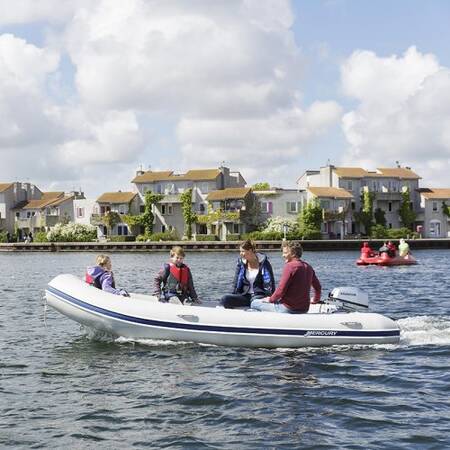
{"left": 180, "top": 188, "right": 197, "bottom": 239}
{"left": 399, "top": 188, "right": 416, "bottom": 229}
{"left": 103, "top": 211, "right": 121, "bottom": 236}
{"left": 143, "top": 191, "right": 164, "bottom": 234}
{"left": 374, "top": 207, "right": 386, "bottom": 226}
{"left": 354, "top": 190, "right": 375, "bottom": 235}
{"left": 442, "top": 201, "right": 450, "bottom": 218}
{"left": 252, "top": 182, "right": 270, "bottom": 191}
{"left": 299, "top": 200, "right": 322, "bottom": 237}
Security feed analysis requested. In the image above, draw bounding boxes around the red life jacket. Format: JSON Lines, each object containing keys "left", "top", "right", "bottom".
{"left": 168, "top": 263, "right": 189, "bottom": 289}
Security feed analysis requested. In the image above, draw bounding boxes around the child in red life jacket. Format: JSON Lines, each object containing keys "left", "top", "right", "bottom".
{"left": 153, "top": 246, "right": 200, "bottom": 305}
{"left": 85, "top": 254, "right": 130, "bottom": 297}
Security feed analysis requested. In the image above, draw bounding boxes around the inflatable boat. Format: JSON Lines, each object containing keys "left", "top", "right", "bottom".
{"left": 357, "top": 252, "right": 417, "bottom": 266}
{"left": 45, "top": 274, "right": 400, "bottom": 348}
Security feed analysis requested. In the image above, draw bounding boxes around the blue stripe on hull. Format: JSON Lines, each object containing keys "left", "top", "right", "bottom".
{"left": 46, "top": 285, "right": 400, "bottom": 338}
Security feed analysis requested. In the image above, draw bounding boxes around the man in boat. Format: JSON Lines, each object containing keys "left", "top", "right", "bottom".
{"left": 85, "top": 255, "right": 130, "bottom": 296}
{"left": 153, "top": 246, "right": 200, "bottom": 305}
{"left": 387, "top": 241, "right": 397, "bottom": 257}
{"left": 250, "top": 240, "right": 321, "bottom": 314}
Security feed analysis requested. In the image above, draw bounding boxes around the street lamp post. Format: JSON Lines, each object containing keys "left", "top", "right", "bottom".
{"left": 283, "top": 223, "right": 288, "bottom": 241}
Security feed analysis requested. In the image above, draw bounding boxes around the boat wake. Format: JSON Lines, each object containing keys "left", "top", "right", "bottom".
{"left": 398, "top": 315, "right": 450, "bottom": 346}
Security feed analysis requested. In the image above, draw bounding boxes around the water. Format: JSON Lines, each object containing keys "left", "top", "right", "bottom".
{"left": 1, "top": 250, "right": 450, "bottom": 449}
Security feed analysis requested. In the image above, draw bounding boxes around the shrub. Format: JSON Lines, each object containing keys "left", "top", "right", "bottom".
{"left": 225, "top": 233, "right": 240, "bottom": 241}
{"left": 195, "top": 234, "right": 218, "bottom": 241}
{"left": 300, "top": 228, "right": 322, "bottom": 240}
{"left": 370, "top": 224, "right": 388, "bottom": 239}
{"left": 108, "top": 235, "right": 136, "bottom": 242}
{"left": 387, "top": 227, "right": 419, "bottom": 239}
{"left": 34, "top": 231, "right": 48, "bottom": 242}
{"left": 136, "top": 230, "right": 180, "bottom": 242}
{"left": 0, "top": 231, "right": 7, "bottom": 243}
{"left": 47, "top": 223, "right": 97, "bottom": 242}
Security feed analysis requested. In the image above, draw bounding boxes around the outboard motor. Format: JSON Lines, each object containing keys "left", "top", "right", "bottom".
{"left": 325, "top": 287, "right": 369, "bottom": 312}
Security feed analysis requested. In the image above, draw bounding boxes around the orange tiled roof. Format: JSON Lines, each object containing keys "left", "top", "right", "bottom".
{"left": 376, "top": 168, "right": 421, "bottom": 179}
{"left": 0, "top": 183, "right": 13, "bottom": 193}
{"left": 333, "top": 167, "right": 369, "bottom": 178}
{"left": 206, "top": 187, "right": 251, "bottom": 201}
{"left": 23, "top": 192, "right": 65, "bottom": 209}
{"left": 308, "top": 187, "right": 354, "bottom": 199}
{"left": 132, "top": 169, "right": 221, "bottom": 183}
{"left": 420, "top": 189, "right": 450, "bottom": 199}
{"left": 97, "top": 192, "right": 137, "bottom": 203}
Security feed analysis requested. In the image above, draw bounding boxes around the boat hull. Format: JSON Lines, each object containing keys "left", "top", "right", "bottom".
{"left": 45, "top": 274, "right": 400, "bottom": 348}
{"left": 357, "top": 254, "right": 417, "bottom": 266}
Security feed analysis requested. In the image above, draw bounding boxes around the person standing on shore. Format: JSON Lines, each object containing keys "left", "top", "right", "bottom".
{"left": 251, "top": 240, "right": 321, "bottom": 314}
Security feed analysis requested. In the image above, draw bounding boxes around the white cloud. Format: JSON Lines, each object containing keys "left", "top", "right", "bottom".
{"left": 0, "top": 0, "right": 343, "bottom": 194}
{"left": 340, "top": 46, "right": 450, "bottom": 187}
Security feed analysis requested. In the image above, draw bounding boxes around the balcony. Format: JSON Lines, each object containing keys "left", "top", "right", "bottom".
{"left": 16, "top": 215, "right": 62, "bottom": 229}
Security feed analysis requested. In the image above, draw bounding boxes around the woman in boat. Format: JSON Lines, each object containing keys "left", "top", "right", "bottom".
{"left": 85, "top": 254, "right": 130, "bottom": 296}
{"left": 220, "top": 239, "right": 275, "bottom": 309}
{"left": 360, "top": 241, "right": 375, "bottom": 258}
{"left": 251, "top": 240, "right": 321, "bottom": 314}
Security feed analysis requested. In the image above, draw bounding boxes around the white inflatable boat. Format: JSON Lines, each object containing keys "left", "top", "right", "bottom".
{"left": 45, "top": 274, "right": 400, "bottom": 348}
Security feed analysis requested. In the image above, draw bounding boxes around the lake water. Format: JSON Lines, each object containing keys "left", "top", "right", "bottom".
{"left": 1, "top": 249, "right": 450, "bottom": 449}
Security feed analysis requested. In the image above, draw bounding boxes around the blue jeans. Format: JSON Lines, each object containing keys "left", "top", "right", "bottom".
{"left": 250, "top": 298, "right": 292, "bottom": 313}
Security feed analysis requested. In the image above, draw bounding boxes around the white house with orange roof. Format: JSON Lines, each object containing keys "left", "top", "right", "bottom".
{"left": 0, "top": 182, "right": 46, "bottom": 237}
{"left": 297, "top": 164, "right": 421, "bottom": 234}
{"left": 15, "top": 191, "right": 84, "bottom": 240}
{"left": 416, "top": 189, "right": 450, "bottom": 238}
{"left": 131, "top": 166, "right": 247, "bottom": 239}
{"left": 91, "top": 191, "right": 140, "bottom": 238}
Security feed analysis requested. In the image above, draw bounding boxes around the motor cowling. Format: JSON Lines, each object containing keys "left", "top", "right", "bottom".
{"left": 325, "top": 287, "right": 369, "bottom": 312}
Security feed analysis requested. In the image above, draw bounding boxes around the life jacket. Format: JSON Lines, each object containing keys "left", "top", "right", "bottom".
{"left": 164, "top": 263, "right": 189, "bottom": 294}
{"left": 85, "top": 267, "right": 115, "bottom": 290}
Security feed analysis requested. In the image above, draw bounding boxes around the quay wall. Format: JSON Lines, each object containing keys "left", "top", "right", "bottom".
{"left": 1, "top": 239, "right": 450, "bottom": 253}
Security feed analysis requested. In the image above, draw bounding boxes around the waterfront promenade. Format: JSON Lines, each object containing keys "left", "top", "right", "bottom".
{"left": 1, "top": 239, "right": 450, "bottom": 252}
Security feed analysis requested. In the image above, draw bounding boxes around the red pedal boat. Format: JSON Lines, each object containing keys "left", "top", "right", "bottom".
{"left": 356, "top": 252, "right": 417, "bottom": 266}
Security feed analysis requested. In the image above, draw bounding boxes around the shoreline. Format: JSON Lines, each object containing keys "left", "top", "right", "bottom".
{"left": 1, "top": 239, "right": 450, "bottom": 252}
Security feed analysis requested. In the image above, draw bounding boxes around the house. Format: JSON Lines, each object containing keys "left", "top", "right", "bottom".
{"left": 297, "top": 164, "right": 421, "bottom": 234}
{"left": 252, "top": 188, "right": 303, "bottom": 224}
{"left": 0, "top": 182, "right": 42, "bottom": 235}
{"left": 91, "top": 191, "right": 140, "bottom": 238}
{"left": 306, "top": 187, "right": 354, "bottom": 239}
{"left": 204, "top": 187, "right": 254, "bottom": 239}
{"left": 131, "top": 166, "right": 247, "bottom": 239}
{"left": 416, "top": 189, "right": 450, "bottom": 238}
{"left": 15, "top": 191, "right": 83, "bottom": 239}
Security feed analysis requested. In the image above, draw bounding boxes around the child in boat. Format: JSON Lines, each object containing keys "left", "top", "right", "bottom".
{"left": 85, "top": 254, "right": 130, "bottom": 296}
{"left": 153, "top": 246, "right": 201, "bottom": 305}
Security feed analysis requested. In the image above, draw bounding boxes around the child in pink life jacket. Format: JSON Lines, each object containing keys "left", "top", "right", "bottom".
{"left": 85, "top": 254, "right": 130, "bottom": 297}
{"left": 153, "top": 246, "right": 200, "bottom": 304}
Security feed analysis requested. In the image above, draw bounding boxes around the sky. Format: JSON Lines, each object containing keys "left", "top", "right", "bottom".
{"left": 1, "top": 0, "right": 450, "bottom": 198}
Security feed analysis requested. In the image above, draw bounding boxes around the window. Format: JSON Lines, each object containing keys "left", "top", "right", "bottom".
{"left": 140, "top": 205, "right": 145, "bottom": 213}
{"left": 287, "top": 202, "right": 298, "bottom": 213}
{"left": 233, "top": 223, "right": 240, "bottom": 233}
{"left": 76, "top": 207, "right": 85, "bottom": 218}
{"left": 118, "top": 225, "right": 128, "bottom": 236}
{"left": 161, "top": 204, "right": 173, "bottom": 215}
{"left": 320, "top": 200, "right": 330, "bottom": 210}
{"left": 199, "top": 204, "right": 206, "bottom": 214}
{"left": 432, "top": 202, "right": 438, "bottom": 212}
{"left": 161, "top": 225, "right": 166, "bottom": 232}
{"left": 347, "top": 181, "right": 353, "bottom": 191}
{"left": 119, "top": 205, "right": 126, "bottom": 214}
{"left": 388, "top": 202, "right": 392, "bottom": 212}
{"left": 16, "top": 212, "right": 20, "bottom": 218}
{"left": 27, "top": 211, "right": 31, "bottom": 218}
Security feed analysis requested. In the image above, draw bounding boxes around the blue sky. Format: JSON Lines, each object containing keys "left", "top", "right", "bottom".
{"left": 0, "top": 0, "right": 449, "bottom": 196}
